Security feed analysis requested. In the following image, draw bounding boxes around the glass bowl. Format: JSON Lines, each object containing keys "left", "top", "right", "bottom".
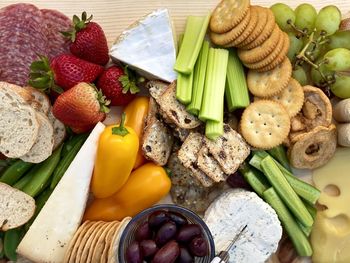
{"left": 118, "top": 204, "right": 215, "bottom": 262}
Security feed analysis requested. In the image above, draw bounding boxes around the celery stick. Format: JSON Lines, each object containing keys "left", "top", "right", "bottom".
{"left": 199, "top": 48, "right": 229, "bottom": 122}
{"left": 174, "top": 14, "right": 210, "bottom": 74}
{"left": 176, "top": 72, "right": 193, "bottom": 104}
{"left": 250, "top": 151, "right": 320, "bottom": 205}
{"left": 263, "top": 188, "right": 313, "bottom": 256}
{"left": 261, "top": 156, "right": 313, "bottom": 227}
{"left": 239, "top": 163, "right": 270, "bottom": 197}
{"left": 298, "top": 220, "right": 313, "bottom": 237}
{"left": 225, "top": 49, "right": 250, "bottom": 111}
{"left": 177, "top": 34, "right": 184, "bottom": 55}
{"left": 267, "top": 145, "right": 291, "bottom": 171}
{"left": 205, "top": 103, "right": 223, "bottom": 140}
{"left": 187, "top": 41, "right": 210, "bottom": 115}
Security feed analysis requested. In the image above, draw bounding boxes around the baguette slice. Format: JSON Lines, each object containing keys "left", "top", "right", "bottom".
{"left": 0, "top": 182, "right": 35, "bottom": 231}
{"left": 48, "top": 110, "right": 66, "bottom": 150}
{"left": 0, "top": 81, "right": 33, "bottom": 103}
{"left": 147, "top": 80, "right": 168, "bottom": 100}
{"left": 23, "top": 86, "right": 51, "bottom": 115}
{"left": 20, "top": 112, "right": 54, "bottom": 163}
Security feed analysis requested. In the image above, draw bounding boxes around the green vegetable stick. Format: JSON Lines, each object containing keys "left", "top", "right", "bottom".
{"left": 205, "top": 105, "right": 223, "bottom": 140}
{"left": 267, "top": 145, "right": 291, "bottom": 171}
{"left": 176, "top": 71, "right": 194, "bottom": 104}
{"left": 0, "top": 160, "right": 34, "bottom": 186}
{"left": 239, "top": 163, "right": 270, "bottom": 197}
{"left": 174, "top": 13, "right": 210, "bottom": 74}
{"left": 13, "top": 164, "right": 42, "bottom": 191}
{"left": 4, "top": 228, "right": 24, "bottom": 261}
{"left": 263, "top": 187, "right": 313, "bottom": 256}
{"left": 261, "top": 156, "right": 313, "bottom": 227}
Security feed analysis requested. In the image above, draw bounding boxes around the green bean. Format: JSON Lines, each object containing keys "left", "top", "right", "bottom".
{"left": 0, "top": 232, "right": 4, "bottom": 259}
{"left": 0, "top": 160, "right": 34, "bottom": 186}
{"left": 13, "top": 164, "right": 42, "bottom": 190}
{"left": 4, "top": 228, "right": 23, "bottom": 261}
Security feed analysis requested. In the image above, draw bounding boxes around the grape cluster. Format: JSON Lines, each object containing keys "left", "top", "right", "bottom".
{"left": 270, "top": 3, "right": 350, "bottom": 98}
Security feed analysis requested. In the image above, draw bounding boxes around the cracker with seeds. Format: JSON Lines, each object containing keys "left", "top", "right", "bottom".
{"left": 247, "top": 58, "right": 292, "bottom": 97}
{"left": 210, "top": 0, "right": 250, "bottom": 33}
{"left": 204, "top": 124, "right": 250, "bottom": 174}
{"left": 240, "top": 100, "right": 291, "bottom": 149}
{"left": 197, "top": 146, "right": 227, "bottom": 182}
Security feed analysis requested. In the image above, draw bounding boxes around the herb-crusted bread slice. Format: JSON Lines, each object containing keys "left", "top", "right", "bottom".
{"left": 205, "top": 124, "right": 251, "bottom": 174}
{"left": 197, "top": 146, "right": 227, "bottom": 182}
{"left": 0, "top": 182, "right": 35, "bottom": 231}
{"left": 158, "top": 82, "right": 201, "bottom": 129}
{"left": 178, "top": 133, "right": 214, "bottom": 187}
{"left": 20, "top": 112, "right": 54, "bottom": 163}
{"left": 142, "top": 117, "right": 174, "bottom": 166}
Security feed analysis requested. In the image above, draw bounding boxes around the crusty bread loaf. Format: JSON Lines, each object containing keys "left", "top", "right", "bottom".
{"left": 48, "top": 110, "right": 66, "bottom": 150}
{"left": 23, "top": 86, "right": 50, "bottom": 115}
{"left": 0, "top": 182, "right": 35, "bottom": 231}
{"left": 20, "top": 112, "right": 54, "bottom": 163}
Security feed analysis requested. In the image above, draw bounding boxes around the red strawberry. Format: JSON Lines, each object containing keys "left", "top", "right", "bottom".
{"left": 52, "top": 82, "right": 110, "bottom": 133}
{"left": 63, "top": 12, "right": 109, "bottom": 65}
{"left": 97, "top": 66, "right": 140, "bottom": 106}
{"left": 29, "top": 54, "right": 103, "bottom": 93}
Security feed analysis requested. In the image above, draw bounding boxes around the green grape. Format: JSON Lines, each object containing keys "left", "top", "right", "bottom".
{"left": 295, "top": 3, "right": 317, "bottom": 33}
{"left": 292, "top": 66, "right": 308, "bottom": 85}
{"left": 328, "top": 31, "right": 350, "bottom": 50}
{"left": 331, "top": 73, "right": 350, "bottom": 98}
{"left": 270, "top": 3, "right": 295, "bottom": 32}
{"left": 310, "top": 62, "right": 333, "bottom": 86}
{"left": 287, "top": 32, "right": 303, "bottom": 61}
{"left": 315, "top": 5, "right": 341, "bottom": 35}
{"left": 324, "top": 48, "right": 350, "bottom": 71}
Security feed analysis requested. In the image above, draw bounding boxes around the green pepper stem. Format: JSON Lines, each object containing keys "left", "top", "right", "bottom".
{"left": 112, "top": 112, "right": 129, "bottom": 136}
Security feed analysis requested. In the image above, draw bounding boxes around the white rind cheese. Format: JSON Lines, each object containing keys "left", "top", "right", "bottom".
{"left": 17, "top": 122, "right": 105, "bottom": 263}
{"left": 110, "top": 9, "right": 177, "bottom": 83}
{"left": 204, "top": 189, "right": 282, "bottom": 263}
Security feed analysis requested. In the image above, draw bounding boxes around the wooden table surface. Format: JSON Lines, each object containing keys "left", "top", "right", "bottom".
{"left": 1, "top": 0, "right": 350, "bottom": 47}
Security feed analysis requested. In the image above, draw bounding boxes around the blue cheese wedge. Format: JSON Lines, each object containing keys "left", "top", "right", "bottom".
{"left": 110, "top": 9, "right": 177, "bottom": 83}
{"left": 17, "top": 123, "right": 105, "bottom": 263}
{"left": 204, "top": 189, "right": 282, "bottom": 263}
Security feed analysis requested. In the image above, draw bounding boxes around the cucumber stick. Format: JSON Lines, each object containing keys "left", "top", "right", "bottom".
{"left": 239, "top": 164, "right": 270, "bottom": 197}
{"left": 263, "top": 187, "right": 313, "bottom": 256}
{"left": 261, "top": 156, "right": 313, "bottom": 227}
{"left": 267, "top": 145, "right": 291, "bottom": 171}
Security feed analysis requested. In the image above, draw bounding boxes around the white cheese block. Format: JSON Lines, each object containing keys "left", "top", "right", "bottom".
{"left": 204, "top": 189, "right": 282, "bottom": 263}
{"left": 17, "top": 122, "right": 105, "bottom": 263}
{"left": 110, "top": 9, "right": 177, "bottom": 83}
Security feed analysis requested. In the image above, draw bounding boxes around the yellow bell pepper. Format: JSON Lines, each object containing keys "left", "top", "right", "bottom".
{"left": 84, "top": 163, "right": 171, "bottom": 221}
{"left": 91, "top": 113, "right": 139, "bottom": 198}
{"left": 124, "top": 97, "right": 149, "bottom": 169}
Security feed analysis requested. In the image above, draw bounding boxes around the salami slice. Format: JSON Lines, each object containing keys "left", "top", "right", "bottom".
{"left": 0, "top": 3, "right": 48, "bottom": 86}
{"left": 41, "top": 9, "right": 72, "bottom": 59}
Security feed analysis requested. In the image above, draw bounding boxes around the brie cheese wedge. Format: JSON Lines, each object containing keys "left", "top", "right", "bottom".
{"left": 110, "top": 9, "right": 177, "bottom": 83}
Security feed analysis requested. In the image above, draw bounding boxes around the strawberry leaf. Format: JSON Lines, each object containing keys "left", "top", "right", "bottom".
{"left": 118, "top": 66, "right": 140, "bottom": 94}
{"left": 28, "top": 56, "right": 55, "bottom": 93}
{"left": 95, "top": 87, "right": 111, "bottom": 113}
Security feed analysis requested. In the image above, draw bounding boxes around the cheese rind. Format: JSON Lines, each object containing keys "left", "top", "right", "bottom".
{"left": 17, "top": 123, "right": 105, "bottom": 263}
{"left": 204, "top": 189, "right": 282, "bottom": 263}
{"left": 110, "top": 9, "right": 177, "bottom": 83}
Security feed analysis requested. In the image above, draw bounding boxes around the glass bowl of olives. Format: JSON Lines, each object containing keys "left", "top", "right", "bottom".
{"left": 118, "top": 204, "right": 215, "bottom": 263}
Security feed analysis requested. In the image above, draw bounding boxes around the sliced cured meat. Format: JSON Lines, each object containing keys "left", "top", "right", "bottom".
{"left": 0, "top": 3, "right": 48, "bottom": 86}
{"left": 41, "top": 9, "right": 72, "bottom": 59}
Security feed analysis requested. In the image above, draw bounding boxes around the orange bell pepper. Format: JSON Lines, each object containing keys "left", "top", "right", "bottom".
{"left": 84, "top": 163, "right": 171, "bottom": 221}
{"left": 124, "top": 96, "right": 149, "bottom": 169}
{"left": 91, "top": 113, "right": 139, "bottom": 198}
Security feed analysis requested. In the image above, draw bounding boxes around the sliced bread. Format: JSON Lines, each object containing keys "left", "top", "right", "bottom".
{"left": 147, "top": 80, "right": 168, "bottom": 100}
{"left": 178, "top": 133, "right": 214, "bottom": 187}
{"left": 197, "top": 146, "right": 227, "bottom": 182}
{"left": 0, "top": 182, "right": 35, "bottom": 231}
{"left": 157, "top": 82, "right": 201, "bottom": 129}
{"left": 23, "top": 86, "right": 51, "bottom": 115}
{"left": 48, "top": 110, "right": 66, "bottom": 150}
{"left": 142, "top": 117, "right": 174, "bottom": 166}
{"left": 0, "top": 81, "right": 33, "bottom": 103}
{"left": 205, "top": 124, "right": 251, "bottom": 174}
{"left": 20, "top": 112, "right": 54, "bottom": 163}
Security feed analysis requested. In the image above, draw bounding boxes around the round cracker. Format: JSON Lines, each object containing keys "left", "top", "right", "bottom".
{"left": 210, "top": 8, "right": 251, "bottom": 46}
{"left": 107, "top": 217, "right": 132, "bottom": 263}
{"left": 240, "top": 8, "right": 276, "bottom": 50}
{"left": 238, "top": 25, "right": 281, "bottom": 63}
{"left": 210, "top": 0, "right": 250, "bottom": 33}
{"left": 244, "top": 31, "right": 287, "bottom": 70}
{"left": 90, "top": 222, "right": 115, "bottom": 263}
{"left": 76, "top": 221, "right": 105, "bottom": 263}
{"left": 224, "top": 6, "right": 259, "bottom": 47}
{"left": 247, "top": 58, "right": 292, "bottom": 98}
{"left": 101, "top": 221, "right": 121, "bottom": 263}
{"left": 64, "top": 221, "right": 94, "bottom": 263}
{"left": 240, "top": 100, "right": 291, "bottom": 149}
{"left": 237, "top": 6, "right": 268, "bottom": 47}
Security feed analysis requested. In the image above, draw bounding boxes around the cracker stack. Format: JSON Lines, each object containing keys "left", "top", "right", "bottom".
{"left": 210, "top": 0, "right": 289, "bottom": 72}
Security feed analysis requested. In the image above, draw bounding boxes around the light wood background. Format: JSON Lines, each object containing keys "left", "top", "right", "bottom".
{"left": 1, "top": 0, "right": 349, "bottom": 47}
